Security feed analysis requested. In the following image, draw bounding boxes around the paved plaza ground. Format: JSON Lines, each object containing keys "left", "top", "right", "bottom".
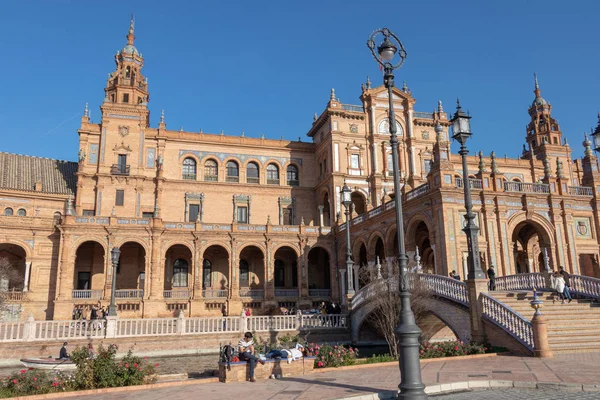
{"left": 433, "top": 389, "right": 600, "bottom": 399}
{"left": 69, "top": 352, "right": 600, "bottom": 400}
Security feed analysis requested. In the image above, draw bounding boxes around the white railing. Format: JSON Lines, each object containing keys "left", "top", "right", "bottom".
{"left": 0, "top": 322, "right": 24, "bottom": 341}
{"left": 480, "top": 293, "right": 534, "bottom": 352}
{"left": 202, "top": 289, "right": 228, "bottom": 298}
{"left": 34, "top": 320, "right": 105, "bottom": 340}
{"left": 455, "top": 177, "right": 483, "bottom": 189}
{"left": 72, "top": 290, "right": 103, "bottom": 300}
{"left": 406, "top": 183, "right": 429, "bottom": 201}
{"left": 239, "top": 288, "right": 265, "bottom": 298}
{"left": 413, "top": 274, "right": 469, "bottom": 306}
{"left": 308, "top": 289, "right": 331, "bottom": 297}
{"left": 114, "top": 289, "right": 144, "bottom": 299}
{"left": 504, "top": 181, "right": 550, "bottom": 194}
{"left": 186, "top": 316, "right": 240, "bottom": 334}
{"left": 494, "top": 273, "right": 546, "bottom": 291}
{"left": 570, "top": 275, "right": 600, "bottom": 300}
{"left": 116, "top": 318, "right": 178, "bottom": 337}
{"left": 301, "top": 314, "right": 347, "bottom": 329}
{"left": 568, "top": 186, "right": 594, "bottom": 196}
{"left": 246, "top": 315, "right": 298, "bottom": 332}
{"left": 274, "top": 289, "right": 298, "bottom": 297}
{"left": 163, "top": 289, "right": 191, "bottom": 299}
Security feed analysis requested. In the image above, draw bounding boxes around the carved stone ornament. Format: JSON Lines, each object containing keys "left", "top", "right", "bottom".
{"left": 118, "top": 125, "right": 130, "bottom": 138}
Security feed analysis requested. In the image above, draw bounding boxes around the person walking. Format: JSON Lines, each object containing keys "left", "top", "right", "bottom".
{"left": 238, "top": 332, "right": 265, "bottom": 382}
{"left": 558, "top": 266, "right": 573, "bottom": 303}
{"left": 487, "top": 265, "right": 496, "bottom": 291}
{"left": 554, "top": 271, "right": 567, "bottom": 304}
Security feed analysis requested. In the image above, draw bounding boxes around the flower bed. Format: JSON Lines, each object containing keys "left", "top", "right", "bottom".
{"left": 305, "top": 343, "right": 359, "bottom": 368}
{"left": 419, "top": 340, "right": 486, "bottom": 359}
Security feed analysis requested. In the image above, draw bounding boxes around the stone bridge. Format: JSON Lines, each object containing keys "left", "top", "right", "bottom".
{"left": 349, "top": 273, "right": 536, "bottom": 355}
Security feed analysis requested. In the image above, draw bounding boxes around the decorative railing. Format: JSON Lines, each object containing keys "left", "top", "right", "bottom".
{"left": 352, "top": 215, "right": 365, "bottom": 224}
{"left": 0, "top": 290, "right": 26, "bottom": 302}
{"left": 504, "top": 181, "right": 549, "bottom": 194}
{"left": 342, "top": 104, "right": 364, "bottom": 113}
{"left": 247, "top": 177, "right": 259, "bottom": 184}
{"left": 33, "top": 320, "right": 106, "bottom": 341}
{"left": 116, "top": 318, "right": 178, "bottom": 337}
{"left": 568, "top": 186, "right": 594, "bottom": 196}
{"left": 163, "top": 289, "right": 191, "bottom": 299}
{"left": 72, "top": 290, "right": 103, "bottom": 300}
{"left": 246, "top": 315, "right": 298, "bottom": 331}
{"left": 308, "top": 289, "right": 331, "bottom": 297}
{"left": 182, "top": 173, "right": 197, "bottom": 181}
{"left": 494, "top": 273, "right": 546, "bottom": 291}
{"left": 570, "top": 275, "right": 600, "bottom": 300}
{"left": 480, "top": 293, "right": 534, "bottom": 352}
{"left": 267, "top": 178, "right": 280, "bottom": 185}
{"left": 406, "top": 183, "right": 429, "bottom": 201}
{"left": 202, "top": 289, "right": 228, "bottom": 298}
{"left": 0, "top": 322, "right": 24, "bottom": 341}
{"left": 287, "top": 179, "right": 299, "bottom": 187}
{"left": 114, "top": 289, "right": 144, "bottom": 299}
{"left": 300, "top": 314, "right": 347, "bottom": 329}
{"left": 412, "top": 274, "right": 469, "bottom": 306}
{"left": 110, "top": 164, "right": 130, "bottom": 176}
{"left": 186, "top": 316, "right": 241, "bottom": 333}
{"left": 455, "top": 177, "right": 483, "bottom": 189}
{"left": 204, "top": 175, "right": 218, "bottom": 182}
{"left": 239, "top": 288, "right": 265, "bottom": 298}
{"left": 274, "top": 289, "right": 298, "bottom": 297}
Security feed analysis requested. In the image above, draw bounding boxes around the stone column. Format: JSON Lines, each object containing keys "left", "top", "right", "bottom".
{"left": 23, "top": 262, "right": 31, "bottom": 292}
{"left": 353, "top": 264, "right": 359, "bottom": 293}
{"left": 530, "top": 293, "right": 552, "bottom": 358}
{"left": 466, "top": 279, "right": 488, "bottom": 344}
{"left": 56, "top": 234, "right": 74, "bottom": 301}
{"left": 339, "top": 270, "right": 346, "bottom": 306}
{"left": 318, "top": 206, "right": 324, "bottom": 227}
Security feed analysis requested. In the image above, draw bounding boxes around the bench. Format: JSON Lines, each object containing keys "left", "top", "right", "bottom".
{"left": 218, "top": 356, "right": 316, "bottom": 382}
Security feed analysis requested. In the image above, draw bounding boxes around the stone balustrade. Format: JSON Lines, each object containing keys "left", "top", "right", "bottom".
{"left": 480, "top": 293, "right": 534, "bottom": 352}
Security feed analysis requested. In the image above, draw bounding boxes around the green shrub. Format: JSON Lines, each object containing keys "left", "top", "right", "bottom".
{"left": 306, "top": 343, "right": 358, "bottom": 368}
{"left": 419, "top": 340, "right": 486, "bottom": 359}
{"left": 1, "top": 369, "right": 70, "bottom": 397}
{"left": 362, "top": 354, "right": 396, "bottom": 364}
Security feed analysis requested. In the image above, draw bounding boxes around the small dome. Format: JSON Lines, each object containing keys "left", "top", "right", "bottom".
{"left": 121, "top": 44, "right": 139, "bottom": 56}
{"left": 532, "top": 96, "right": 548, "bottom": 107}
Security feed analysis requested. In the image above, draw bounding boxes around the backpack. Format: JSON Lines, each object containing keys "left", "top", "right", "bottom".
{"left": 220, "top": 344, "right": 236, "bottom": 370}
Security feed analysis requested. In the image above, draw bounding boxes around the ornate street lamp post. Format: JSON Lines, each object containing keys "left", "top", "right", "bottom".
{"left": 108, "top": 246, "right": 121, "bottom": 317}
{"left": 341, "top": 182, "right": 355, "bottom": 296}
{"left": 367, "top": 28, "right": 427, "bottom": 400}
{"left": 450, "top": 100, "right": 485, "bottom": 281}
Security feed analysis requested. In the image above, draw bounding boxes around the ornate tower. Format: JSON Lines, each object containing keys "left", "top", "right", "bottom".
{"left": 101, "top": 16, "right": 150, "bottom": 127}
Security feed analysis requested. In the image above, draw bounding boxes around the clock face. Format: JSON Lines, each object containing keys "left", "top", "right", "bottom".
{"left": 378, "top": 119, "right": 403, "bottom": 136}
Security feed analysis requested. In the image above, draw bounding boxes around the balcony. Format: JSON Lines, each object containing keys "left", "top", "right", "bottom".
{"left": 204, "top": 175, "right": 218, "bottom": 182}
{"left": 455, "top": 177, "right": 483, "bottom": 189}
{"left": 308, "top": 289, "right": 331, "bottom": 297}
{"left": 72, "top": 290, "right": 103, "bottom": 300}
{"left": 239, "top": 288, "right": 264, "bottom": 298}
{"left": 0, "top": 290, "right": 26, "bottom": 302}
{"left": 406, "top": 183, "right": 429, "bottom": 201}
{"left": 247, "top": 177, "right": 259, "bottom": 184}
{"left": 274, "top": 289, "right": 299, "bottom": 297}
{"left": 182, "top": 174, "right": 196, "bottom": 181}
{"left": 504, "top": 181, "right": 549, "bottom": 194}
{"left": 267, "top": 179, "right": 280, "bottom": 185}
{"left": 287, "top": 179, "right": 299, "bottom": 187}
{"left": 568, "top": 186, "right": 593, "bottom": 196}
{"left": 163, "top": 289, "right": 191, "bottom": 299}
{"left": 226, "top": 176, "right": 239, "bottom": 183}
{"left": 111, "top": 164, "right": 130, "bottom": 176}
{"left": 114, "top": 289, "right": 144, "bottom": 299}
{"left": 203, "top": 289, "right": 228, "bottom": 298}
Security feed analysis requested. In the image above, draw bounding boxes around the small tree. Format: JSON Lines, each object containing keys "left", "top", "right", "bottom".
{"left": 360, "top": 262, "right": 432, "bottom": 358}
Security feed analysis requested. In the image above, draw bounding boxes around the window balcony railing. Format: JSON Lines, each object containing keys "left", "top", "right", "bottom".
{"left": 239, "top": 288, "right": 264, "bottom": 298}
{"left": 114, "top": 289, "right": 144, "bottom": 299}
{"left": 274, "top": 289, "right": 299, "bottom": 297}
{"left": 111, "top": 165, "right": 130, "bottom": 176}
{"left": 247, "top": 177, "right": 259, "bottom": 184}
{"left": 455, "top": 177, "right": 483, "bottom": 189}
{"left": 287, "top": 179, "right": 299, "bottom": 187}
{"left": 72, "top": 290, "right": 103, "bottom": 300}
{"left": 308, "top": 289, "right": 331, "bottom": 297}
{"left": 226, "top": 176, "right": 239, "bottom": 183}
{"left": 0, "top": 290, "right": 26, "bottom": 302}
{"left": 202, "top": 289, "right": 228, "bottom": 298}
{"left": 204, "top": 175, "right": 218, "bottom": 182}
{"left": 504, "top": 181, "right": 549, "bottom": 194}
{"left": 568, "top": 186, "right": 593, "bottom": 196}
{"left": 182, "top": 173, "right": 197, "bottom": 181}
{"left": 163, "top": 289, "right": 191, "bottom": 299}
{"left": 267, "top": 179, "right": 280, "bottom": 185}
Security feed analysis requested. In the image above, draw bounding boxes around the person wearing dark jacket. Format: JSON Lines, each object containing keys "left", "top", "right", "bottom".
{"left": 487, "top": 265, "right": 496, "bottom": 291}
{"left": 558, "top": 266, "right": 573, "bottom": 303}
{"left": 59, "top": 342, "right": 69, "bottom": 360}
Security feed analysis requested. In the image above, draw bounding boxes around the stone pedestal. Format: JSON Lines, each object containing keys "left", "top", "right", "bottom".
{"left": 466, "top": 278, "right": 488, "bottom": 344}
{"left": 532, "top": 313, "right": 553, "bottom": 358}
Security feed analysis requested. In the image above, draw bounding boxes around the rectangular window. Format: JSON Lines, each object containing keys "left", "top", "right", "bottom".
{"left": 350, "top": 154, "right": 360, "bottom": 169}
{"left": 115, "top": 190, "right": 124, "bottom": 206}
{"left": 282, "top": 208, "right": 293, "bottom": 225}
{"left": 77, "top": 272, "right": 91, "bottom": 290}
{"left": 82, "top": 210, "right": 95, "bottom": 216}
{"left": 188, "top": 204, "right": 200, "bottom": 222}
{"left": 142, "top": 212, "right": 154, "bottom": 219}
{"left": 324, "top": 159, "right": 327, "bottom": 173}
{"left": 237, "top": 206, "right": 248, "bottom": 224}
{"left": 123, "top": 93, "right": 129, "bottom": 103}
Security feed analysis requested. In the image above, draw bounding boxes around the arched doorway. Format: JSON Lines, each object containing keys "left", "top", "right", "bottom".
{"left": 414, "top": 222, "right": 435, "bottom": 274}
{"left": 238, "top": 246, "right": 265, "bottom": 297}
{"left": 164, "top": 244, "right": 193, "bottom": 298}
{"left": 307, "top": 247, "right": 331, "bottom": 297}
{"left": 73, "top": 241, "right": 105, "bottom": 299}
{"left": 375, "top": 237, "right": 385, "bottom": 264}
{"left": 351, "top": 192, "right": 366, "bottom": 217}
{"left": 273, "top": 246, "right": 298, "bottom": 297}
{"left": 202, "top": 245, "right": 229, "bottom": 299}
{"left": 512, "top": 221, "right": 551, "bottom": 274}
{"left": 116, "top": 242, "right": 146, "bottom": 296}
{"left": 0, "top": 244, "right": 27, "bottom": 292}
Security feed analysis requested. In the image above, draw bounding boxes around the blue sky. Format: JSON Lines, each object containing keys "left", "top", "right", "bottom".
{"left": 0, "top": 1, "right": 598, "bottom": 162}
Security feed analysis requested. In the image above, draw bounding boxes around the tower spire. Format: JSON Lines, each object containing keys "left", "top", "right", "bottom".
{"left": 533, "top": 72, "right": 541, "bottom": 97}
{"left": 127, "top": 14, "right": 135, "bottom": 45}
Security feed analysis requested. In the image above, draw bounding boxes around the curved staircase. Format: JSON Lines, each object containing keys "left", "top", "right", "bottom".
{"left": 490, "top": 290, "right": 600, "bottom": 354}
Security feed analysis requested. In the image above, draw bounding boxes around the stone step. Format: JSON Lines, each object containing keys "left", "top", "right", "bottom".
{"left": 547, "top": 328, "right": 600, "bottom": 336}
{"left": 551, "top": 346, "right": 600, "bottom": 354}
{"left": 548, "top": 331, "right": 600, "bottom": 340}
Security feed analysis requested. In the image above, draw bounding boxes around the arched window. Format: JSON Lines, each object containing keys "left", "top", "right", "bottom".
{"left": 204, "top": 159, "right": 218, "bottom": 181}
{"left": 125, "top": 66, "right": 131, "bottom": 78}
{"left": 239, "top": 259, "right": 249, "bottom": 287}
{"left": 226, "top": 161, "right": 239, "bottom": 182}
{"left": 287, "top": 165, "right": 299, "bottom": 186}
{"left": 247, "top": 162, "right": 259, "bottom": 184}
{"left": 267, "top": 164, "right": 279, "bottom": 184}
{"left": 172, "top": 259, "right": 188, "bottom": 287}
{"left": 378, "top": 119, "right": 403, "bottom": 135}
{"left": 202, "top": 259, "right": 212, "bottom": 288}
{"left": 182, "top": 158, "right": 197, "bottom": 180}
{"left": 17, "top": 209, "right": 26, "bottom": 217}
{"left": 4, "top": 208, "right": 13, "bottom": 216}
{"left": 274, "top": 260, "right": 285, "bottom": 287}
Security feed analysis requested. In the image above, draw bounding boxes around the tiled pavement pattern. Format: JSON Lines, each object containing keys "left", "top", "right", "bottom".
{"left": 433, "top": 389, "right": 600, "bottom": 399}
{"left": 76, "top": 353, "right": 600, "bottom": 400}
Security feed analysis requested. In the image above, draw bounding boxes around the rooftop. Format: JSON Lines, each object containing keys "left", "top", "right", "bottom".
{"left": 0, "top": 152, "right": 77, "bottom": 195}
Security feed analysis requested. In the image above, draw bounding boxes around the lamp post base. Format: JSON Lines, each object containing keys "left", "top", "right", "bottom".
{"left": 466, "top": 278, "right": 488, "bottom": 344}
